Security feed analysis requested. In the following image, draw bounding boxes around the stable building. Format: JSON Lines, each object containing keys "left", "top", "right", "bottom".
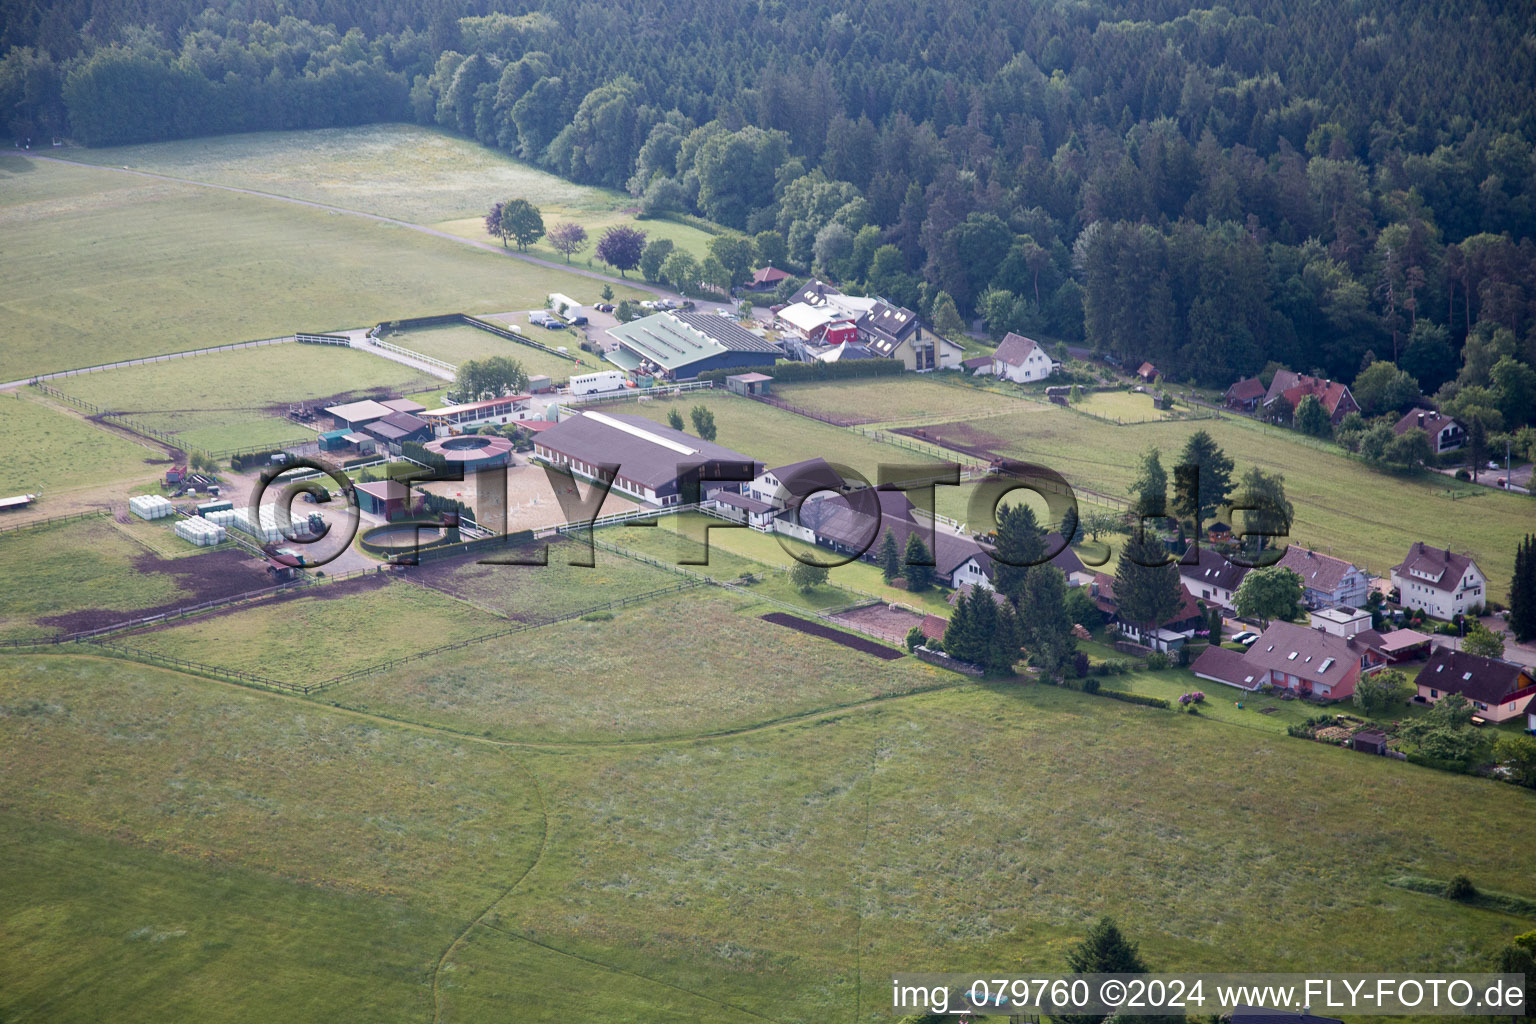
{"left": 606, "top": 312, "right": 780, "bottom": 380}
{"left": 363, "top": 411, "right": 433, "bottom": 454}
{"left": 532, "top": 410, "right": 761, "bottom": 507}
{"left": 325, "top": 399, "right": 395, "bottom": 431}
{"left": 420, "top": 395, "right": 533, "bottom": 437}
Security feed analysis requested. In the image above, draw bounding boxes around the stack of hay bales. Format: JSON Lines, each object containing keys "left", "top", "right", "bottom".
{"left": 174, "top": 516, "right": 227, "bottom": 546}
{"left": 205, "top": 508, "right": 239, "bottom": 529}
{"left": 228, "top": 505, "right": 285, "bottom": 543}
{"left": 128, "top": 494, "right": 174, "bottom": 520}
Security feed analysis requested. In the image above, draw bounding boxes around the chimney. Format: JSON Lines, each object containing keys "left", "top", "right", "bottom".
{"left": 1417, "top": 411, "right": 1425, "bottom": 427}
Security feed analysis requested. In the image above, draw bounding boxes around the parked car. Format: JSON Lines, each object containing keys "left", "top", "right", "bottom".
{"left": 594, "top": 303, "right": 614, "bottom": 313}
{"left": 1230, "top": 631, "right": 1259, "bottom": 646}
{"left": 567, "top": 314, "right": 588, "bottom": 326}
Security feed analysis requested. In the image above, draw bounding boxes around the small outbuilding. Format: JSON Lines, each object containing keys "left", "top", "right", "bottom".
{"left": 725, "top": 372, "right": 773, "bottom": 397}
{"left": 325, "top": 399, "right": 395, "bottom": 431}
{"left": 1350, "top": 729, "right": 1389, "bottom": 755}
{"left": 353, "top": 479, "right": 417, "bottom": 520}
{"left": 1137, "top": 361, "right": 1159, "bottom": 382}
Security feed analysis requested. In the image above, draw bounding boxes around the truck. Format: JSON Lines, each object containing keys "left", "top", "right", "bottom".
{"left": 568, "top": 370, "right": 629, "bottom": 396}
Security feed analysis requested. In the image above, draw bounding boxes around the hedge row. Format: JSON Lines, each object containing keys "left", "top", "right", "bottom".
{"left": 697, "top": 358, "right": 906, "bottom": 386}
{"left": 1096, "top": 689, "right": 1171, "bottom": 709}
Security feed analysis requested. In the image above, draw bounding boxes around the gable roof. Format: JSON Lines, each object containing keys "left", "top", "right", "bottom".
{"left": 325, "top": 399, "right": 394, "bottom": 424}
{"left": 762, "top": 457, "right": 848, "bottom": 498}
{"left": 948, "top": 583, "right": 1011, "bottom": 609}
{"left": 379, "top": 397, "right": 427, "bottom": 414}
{"left": 1415, "top": 647, "right": 1534, "bottom": 705}
{"left": 1137, "top": 361, "right": 1157, "bottom": 377}
{"left": 1392, "top": 541, "right": 1478, "bottom": 593}
{"left": 1274, "top": 545, "right": 1359, "bottom": 594}
{"left": 534, "top": 411, "right": 759, "bottom": 491}
{"left": 1191, "top": 644, "right": 1262, "bottom": 690}
{"left": 363, "top": 411, "right": 431, "bottom": 442}
{"left": 1224, "top": 377, "right": 1266, "bottom": 403}
{"left": 712, "top": 490, "right": 774, "bottom": 514}
{"left": 1265, "top": 370, "right": 1356, "bottom": 416}
{"left": 920, "top": 614, "right": 948, "bottom": 641}
{"left": 1089, "top": 573, "right": 1204, "bottom": 627}
{"left": 1395, "top": 407, "right": 1460, "bottom": 437}
{"left": 857, "top": 301, "right": 923, "bottom": 354}
{"left": 1177, "top": 544, "right": 1252, "bottom": 593}
{"left": 1243, "top": 621, "right": 1363, "bottom": 687}
{"left": 608, "top": 311, "right": 776, "bottom": 372}
{"left": 671, "top": 312, "right": 780, "bottom": 354}
{"left": 993, "top": 333, "right": 1043, "bottom": 366}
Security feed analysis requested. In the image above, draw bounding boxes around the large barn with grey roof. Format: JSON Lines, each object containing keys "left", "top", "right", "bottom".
{"left": 605, "top": 312, "right": 781, "bottom": 380}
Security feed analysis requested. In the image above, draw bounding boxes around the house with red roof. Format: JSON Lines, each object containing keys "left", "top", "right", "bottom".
{"left": 1136, "top": 361, "right": 1158, "bottom": 382}
{"left": 1263, "top": 370, "right": 1359, "bottom": 425}
{"left": 1223, "top": 377, "right": 1266, "bottom": 412}
{"left": 746, "top": 266, "right": 791, "bottom": 291}
{"left": 1273, "top": 545, "right": 1370, "bottom": 609}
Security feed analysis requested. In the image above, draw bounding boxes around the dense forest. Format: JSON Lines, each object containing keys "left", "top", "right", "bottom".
{"left": 4, "top": 0, "right": 1536, "bottom": 434}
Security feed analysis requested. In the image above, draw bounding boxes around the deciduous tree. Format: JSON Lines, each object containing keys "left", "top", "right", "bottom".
{"left": 498, "top": 198, "right": 544, "bottom": 251}
{"left": 1232, "top": 566, "right": 1303, "bottom": 626}
{"left": 547, "top": 221, "right": 588, "bottom": 262}
{"left": 595, "top": 225, "right": 646, "bottom": 277}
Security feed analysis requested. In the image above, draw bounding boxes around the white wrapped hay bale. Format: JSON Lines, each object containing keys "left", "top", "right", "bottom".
{"left": 129, "top": 494, "right": 173, "bottom": 520}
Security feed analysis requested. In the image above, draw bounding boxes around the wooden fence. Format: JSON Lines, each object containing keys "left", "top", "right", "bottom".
{"left": 0, "top": 506, "right": 107, "bottom": 536}
{"left": 25, "top": 335, "right": 293, "bottom": 384}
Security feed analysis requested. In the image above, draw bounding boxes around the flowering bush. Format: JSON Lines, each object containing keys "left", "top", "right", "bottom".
{"left": 1178, "top": 691, "right": 1207, "bottom": 705}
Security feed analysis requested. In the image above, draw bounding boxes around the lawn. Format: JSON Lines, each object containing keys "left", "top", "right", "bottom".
{"left": 0, "top": 155, "right": 650, "bottom": 380}
{"left": 0, "top": 391, "right": 160, "bottom": 497}
{"left": 773, "top": 375, "right": 1031, "bottom": 426}
{"left": 383, "top": 320, "right": 586, "bottom": 383}
{"left": 0, "top": 653, "right": 543, "bottom": 1023}
{"left": 49, "top": 343, "right": 437, "bottom": 454}
{"left": 332, "top": 588, "right": 947, "bottom": 744}
{"left": 913, "top": 405, "right": 1536, "bottom": 599}
{"left": 120, "top": 577, "right": 498, "bottom": 684}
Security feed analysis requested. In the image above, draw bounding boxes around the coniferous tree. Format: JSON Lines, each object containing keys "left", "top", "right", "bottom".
{"left": 1129, "top": 447, "right": 1168, "bottom": 520}
{"left": 1113, "top": 533, "right": 1183, "bottom": 641}
{"left": 942, "top": 588, "right": 978, "bottom": 663}
{"left": 1511, "top": 535, "right": 1536, "bottom": 643}
{"left": 1172, "top": 431, "right": 1234, "bottom": 529}
{"left": 1019, "top": 564, "right": 1075, "bottom": 679}
{"left": 903, "top": 534, "right": 934, "bottom": 591}
{"left": 987, "top": 602, "right": 1021, "bottom": 676}
{"left": 1057, "top": 917, "right": 1152, "bottom": 1024}
{"left": 879, "top": 530, "right": 901, "bottom": 583}
{"left": 993, "top": 502, "right": 1045, "bottom": 604}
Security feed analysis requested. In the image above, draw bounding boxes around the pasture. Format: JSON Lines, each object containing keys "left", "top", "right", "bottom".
{"left": 48, "top": 343, "right": 436, "bottom": 454}
{"left": 0, "top": 392, "right": 161, "bottom": 498}
{"left": 774, "top": 375, "right": 1030, "bottom": 425}
{"left": 383, "top": 320, "right": 586, "bottom": 383}
{"left": 118, "top": 576, "right": 496, "bottom": 684}
{"left": 0, "top": 516, "right": 269, "bottom": 641}
{"left": 334, "top": 587, "right": 942, "bottom": 743}
{"left": 910, "top": 404, "right": 1534, "bottom": 598}
{"left": 0, "top": 155, "right": 648, "bottom": 380}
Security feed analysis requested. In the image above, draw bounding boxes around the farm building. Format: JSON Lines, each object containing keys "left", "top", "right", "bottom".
{"left": 1223, "top": 377, "right": 1266, "bottom": 412}
{"left": 526, "top": 374, "right": 555, "bottom": 393}
{"left": 775, "top": 280, "right": 878, "bottom": 341}
{"left": 1136, "top": 362, "right": 1158, "bottom": 382}
{"left": 748, "top": 457, "right": 853, "bottom": 509}
{"left": 379, "top": 397, "right": 427, "bottom": 415}
{"left": 705, "top": 490, "right": 776, "bottom": 530}
{"left": 605, "top": 312, "right": 781, "bottom": 380}
{"left": 532, "top": 410, "right": 761, "bottom": 507}
{"left": 1413, "top": 647, "right": 1536, "bottom": 723}
{"left": 423, "top": 434, "right": 514, "bottom": 473}
{"left": 746, "top": 266, "right": 790, "bottom": 291}
{"left": 420, "top": 395, "right": 533, "bottom": 436}
{"left": 353, "top": 479, "right": 420, "bottom": 520}
{"left": 1263, "top": 370, "right": 1360, "bottom": 425}
{"left": 725, "top": 372, "right": 773, "bottom": 397}
{"left": 325, "top": 399, "right": 395, "bottom": 431}
{"left": 364, "top": 411, "right": 433, "bottom": 453}
{"left": 1391, "top": 541, "right": 1486, "bottom": 619}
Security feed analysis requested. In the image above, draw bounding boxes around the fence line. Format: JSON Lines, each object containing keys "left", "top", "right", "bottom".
{"left": 564, "top": 379, "right": 716, "bottom": 406}
{"left": 367, "top": 337, "right": 458, "bottom": 373}
{"left": 25, "top": 336, "right": 294, "bottom": 384}
{"left": 0, "top": 506, "right": 107, "bottom": 535}
{"left": 294, "top": 333, "right": 351, "bottom": 346}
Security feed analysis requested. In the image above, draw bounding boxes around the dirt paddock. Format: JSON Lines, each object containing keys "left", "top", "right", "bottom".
{"left": 827, "top": 602, "right": 926, "bottom": 644}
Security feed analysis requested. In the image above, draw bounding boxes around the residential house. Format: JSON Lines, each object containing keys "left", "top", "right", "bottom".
{"left": 1274, "top": 545, "right": 1370, "bottom": 609}
{"left": 1136, "top": 361, "right": 1158, "bottom": 382}
{"left": 1088, "top": 573, "right": 1206, "bottom": 651}
{"left": 1223, "top": 377, "right": 1266, "bottom": 412}
{"left": 856, "top": 300, "right": 964, "bottom": 371}
{"left": 1177, "top": 545, "right": 1251, "bottom": 610}
{"left": 987, "top": 333, "right": 1055, "bottom": 383}
{"left": 1193, "top": 620, "right": 1384, "bottom": 699}
{"left": 1391, "top": 542, "right": 1486, "bottom": 619}
{"left": 746, "top": 266, "right": 790, "bottom": 292}
{"left": 749, "top": 457, "right": 852, "bottom": 510}
{"left": 1414, "top": 647, "right": 1536, "bottom": 723}
{"left": 1263, "top": 370, "right": 1360, "bottom": 425}
{"left": 1394, "top": 408, "right": 1465, "bottom": 454}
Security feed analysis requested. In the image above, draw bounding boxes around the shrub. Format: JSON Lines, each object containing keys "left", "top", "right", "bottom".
{"left": 1082, "top": 677, "right": 1100, "bottom": 694}
{"left": 1146, "top": 651, "right": 1171, "bottom": 670}
{"left": 1097, "top": 689, "right": 1171, "bottom": 709}
{"left": 905, "top": 626, "right": 925, "bottom": 652}
{"left": 1072, "top": 652, "right": 1090, "bottom": 678}
{"left": 580, "top": 610, "right": 614, "bottom": 621}
{"left": 1447, "top": 874, "right": 1477, "bottom": 901}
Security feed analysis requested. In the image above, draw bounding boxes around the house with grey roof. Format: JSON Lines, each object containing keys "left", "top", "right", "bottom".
{"left": 1391, "top": 541, "right": 1486, "bottom": 619}
{"left": 986, "top": 332, "right": 1055, "bottom": 383}
{"left": 605, "top": 312, "right": 780, "bottom": 380}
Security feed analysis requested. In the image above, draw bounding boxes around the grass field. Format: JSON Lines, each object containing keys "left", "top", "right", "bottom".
{"left": 383, "top": 320, "right": 586, "bottom": 383}
{"left": 912, "top": 404, "right": 1535, "bottom": 598}
{"left": 64, "top": 123, "right": 722, "bottom": 272}
{"left": 0, "top": 654, "right": 543, "bottom": 1023}
{"left": 0, "top": 155, "right": 650, "bottom": 380}
{"left": 1071, "top": 387, "right": 1182, "bottom": 421}
{"left": 49, "top": 344, "right": 437, "bottom": 453}
{"left": 335, "top": 588, "right": 938, "bottom": 743}
{"left": 6, "top": 646, "right": 1536, "bottom": 1021}
{"left": 0, "top": 392, "right": 160, "bottom": 496}
{"left": 120, "top": 578, "right": 496, "bottom": 683}
{"left": 774, "top": 375, "right": 1031, "bottom": 425}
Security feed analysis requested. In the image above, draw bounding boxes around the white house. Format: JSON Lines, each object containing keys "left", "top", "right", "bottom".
{"left": 988, "top": 333, "right": 1054, "bottom": 383}
{"left": 1394, "top": 408, "right": 1465, "bottom": 454}
{"left": 1391, "top": 541, "right": 1487, "bottom": 619}
{"left": 1274, "top": 546, "right": 1370, "bottom": 609}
